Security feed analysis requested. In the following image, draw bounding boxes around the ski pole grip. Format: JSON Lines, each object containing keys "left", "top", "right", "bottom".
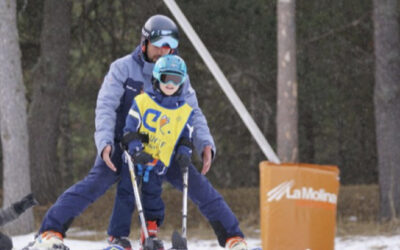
{"left": 13, "top": 193, "right": 38, "bottom": 215}
{"left": 121, "top": 132, "right": 149, "bottom": 149}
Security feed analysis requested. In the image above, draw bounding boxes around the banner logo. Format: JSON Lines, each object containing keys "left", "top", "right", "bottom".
{"left": 267, "top": 180, "right": 337, "bottom": 204}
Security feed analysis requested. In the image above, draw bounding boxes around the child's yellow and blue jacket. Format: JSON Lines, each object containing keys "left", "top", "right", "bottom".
{"left": 124, "top": 88, "right": 194, "bottom": 170}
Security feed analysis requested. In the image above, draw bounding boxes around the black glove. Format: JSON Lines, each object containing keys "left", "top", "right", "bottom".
{"left": 0, "top": 232, "right": 12, "bottom": 250}
{"left": 13, "top": 193, "right": 38, "bottom": 215}
{"left": 175, "top": 153, "right": 191, "bottom": 173}
{"left": 132, "top": 151, "right": 153, "bottom": 165}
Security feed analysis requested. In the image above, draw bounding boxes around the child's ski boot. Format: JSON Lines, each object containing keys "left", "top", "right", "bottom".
{"left": 140, "top": 220, "right": 164, "bottom": 250}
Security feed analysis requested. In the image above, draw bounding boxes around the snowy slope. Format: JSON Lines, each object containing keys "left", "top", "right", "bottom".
{"left": 11, "top": 232, "right": 400, "bottom": 250}
{"left": 12, "top": 233, "right": 260, "bottom": 250}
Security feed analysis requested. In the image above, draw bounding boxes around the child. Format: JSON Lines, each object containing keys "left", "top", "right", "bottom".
{"left": 121, "top": 54, "right": 193, "bottom": 250}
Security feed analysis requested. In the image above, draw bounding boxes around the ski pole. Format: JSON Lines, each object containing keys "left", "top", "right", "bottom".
{"left": 124, "top": 151, "right": 149, "bottom": 239}
{"left": 182, "top": 166, "right": 188, "bottom": 239}
{"left": 171, "top": 165, "right": 189, "bottom": 249}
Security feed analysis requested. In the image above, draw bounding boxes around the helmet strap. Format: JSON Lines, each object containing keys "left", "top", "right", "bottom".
{"left": 152, "top": 77, "right": 160, "bottom": 92}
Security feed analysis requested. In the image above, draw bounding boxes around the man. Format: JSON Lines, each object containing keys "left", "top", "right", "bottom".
{"left": 26, "top": 15, "right": 247, "bottom": 250}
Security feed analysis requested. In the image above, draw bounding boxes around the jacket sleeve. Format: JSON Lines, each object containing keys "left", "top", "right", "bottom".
{"left": 124, "top": 100, "right": 141, "bottom": 134}
{"left": 180, "top": 112, "right": 194, "bottom": 147}
{"left": 0, "top": 206, "right": 18, "bottom": 227}
{"left": 182, "top": 78, "right": 216, "bottom": 158}
{"left": 95, "top": 60, "right": 127, "bottom": 156}
{"left": 176, "top": 113, "right": 194, "bottom": 158}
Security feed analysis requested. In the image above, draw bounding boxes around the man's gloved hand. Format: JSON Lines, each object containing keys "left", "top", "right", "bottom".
{"left": 13, "top": 193, "right": 38, "bottom": 215}
{"left": 175, "top": 145, "right": 192, "bottom": 172}
{"left": 132, "top": 151, "right": 153, "bottom": 165}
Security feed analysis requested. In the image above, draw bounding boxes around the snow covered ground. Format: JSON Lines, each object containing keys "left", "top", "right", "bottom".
{"left": 335, "top": 235, "right": 400, "bottom": 250}
{"left": 11, "top": 231, "right": 400, "bottom": 250}
{"left": 12, "top": 233, "right": 259, "bottom": 250}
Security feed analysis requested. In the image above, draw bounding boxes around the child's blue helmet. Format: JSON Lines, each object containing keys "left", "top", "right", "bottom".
{"left": 153, "top": 54, "right": 187, "bottom": 86}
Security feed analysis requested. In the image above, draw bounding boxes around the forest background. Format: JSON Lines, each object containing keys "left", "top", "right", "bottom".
{"left": 0, "top": 0, "right": 399, "bottom": 237}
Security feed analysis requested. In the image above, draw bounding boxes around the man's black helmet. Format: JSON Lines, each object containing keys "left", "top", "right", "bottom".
{"left": 141, "top": 15, "right": 179, "bottom": 49}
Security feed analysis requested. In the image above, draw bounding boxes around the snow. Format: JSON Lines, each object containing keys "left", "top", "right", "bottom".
{"left": 11, "top": 231, "right": 400, "bottom": 250}
{"left": 12, "top": 233, "right": 259, "bottom": 250}
{"left": 335, "top": 235, "right": 400, "bottom": 249}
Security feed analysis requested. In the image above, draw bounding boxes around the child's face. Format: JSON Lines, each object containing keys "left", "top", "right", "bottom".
{"left": 160, "top": 82, "right": 180, "bottom": 96}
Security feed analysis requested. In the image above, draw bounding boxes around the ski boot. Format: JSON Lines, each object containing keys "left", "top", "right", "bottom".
{"left": 107, "top": 236, "right": 132, "bottom": 250}
{"left": 22, "top": 230, "right": 70, "bottom": 250}
{"left": 140, "top": 220, "right": 164, "bottom": 250}
{"left": 226, "top": 236, "right": 248, "bottom": 250}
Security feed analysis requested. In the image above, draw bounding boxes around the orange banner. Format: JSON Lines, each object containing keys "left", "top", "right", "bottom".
{"left": 260, "top": 161, "right": 340, "bottom": 250}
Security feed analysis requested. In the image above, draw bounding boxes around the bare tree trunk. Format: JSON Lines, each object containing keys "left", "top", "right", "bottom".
{"left": 29, "top": 0, "right": 72, "bottom": 203}
{"left": 0, "top": 0, "right": 34, "bottom": 234}
{"left": 59, "top": 104, "right": 74, "bottom": 190}
{"left": 277, "top": 0, "right": 298, "bottom": 162}
{"left": 373, "top": 0, "right": 400, "bottom": 221}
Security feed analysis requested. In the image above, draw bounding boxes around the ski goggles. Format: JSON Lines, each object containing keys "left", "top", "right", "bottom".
{"left": 149, "top": 30, "right": 179, "bottom": 49}
{"left": 159, "top": 73, "right": 185, "bottom": 86}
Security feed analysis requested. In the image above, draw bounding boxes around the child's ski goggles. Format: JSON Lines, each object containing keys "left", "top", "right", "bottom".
{"left": 149, "top": 30, "right": 179, "bottom": 49}
{"left": 159, "top": 73, "right": 185, "bottom": 86}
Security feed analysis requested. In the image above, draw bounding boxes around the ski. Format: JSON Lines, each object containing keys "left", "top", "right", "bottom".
{"left": 21, "top": 243, "right": 70, "bottom": 250}
{"left": 101, "top": 245, "right": 125, "bottom": 250}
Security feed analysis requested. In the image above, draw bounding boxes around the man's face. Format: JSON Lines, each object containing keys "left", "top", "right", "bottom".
{"left": 146, "top": 42, "right": 171, "bottom": 62}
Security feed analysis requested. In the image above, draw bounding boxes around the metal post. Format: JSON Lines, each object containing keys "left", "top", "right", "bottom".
{"left": 163, "top": 0, "right": 281, "bottom": 164}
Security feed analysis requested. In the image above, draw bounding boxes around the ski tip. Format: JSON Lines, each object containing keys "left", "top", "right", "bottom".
{"left": 102, "top": 245, "right": 125, "bottom": 250}
{"left": 171, "top": 230, "right": 187, "bottom": 250}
